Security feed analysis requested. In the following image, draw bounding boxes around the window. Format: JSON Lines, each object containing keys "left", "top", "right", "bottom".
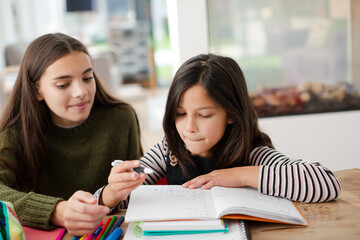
{"left": 208, "top": 0, "right": 360, "bottom": 117}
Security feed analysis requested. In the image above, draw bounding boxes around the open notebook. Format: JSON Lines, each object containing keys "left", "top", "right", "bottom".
{"left": 125, "top": 185, "right": 308, "bottom": 225}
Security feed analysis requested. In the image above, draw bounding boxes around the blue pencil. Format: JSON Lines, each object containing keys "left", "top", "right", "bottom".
{"left": 109, "top": 216, "right": 124, "bottom": 234}
{"left": 90, "top": 226, "right": 102, "bottom": 240}
{"left": 104, "top": 227, "right": 123, "bottom": 240}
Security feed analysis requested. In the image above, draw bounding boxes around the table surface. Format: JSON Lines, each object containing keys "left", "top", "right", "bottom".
{"left": 63, "top": 168, "right": 360, "bottom": 239}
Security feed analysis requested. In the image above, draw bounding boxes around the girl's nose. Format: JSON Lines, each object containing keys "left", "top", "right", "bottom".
{"left": 185, "top": 116, "right": 197, "bottom": 133}
{"left": 72, "top": 81, "right": 87, "bottom": 98}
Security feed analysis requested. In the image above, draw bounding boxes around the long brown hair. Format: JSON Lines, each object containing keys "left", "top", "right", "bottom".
{"left": 163, "top": 53, "right": 273, "bottom": 177}
{"left": 0, "top": 33, "right": 142, "bottom": 189}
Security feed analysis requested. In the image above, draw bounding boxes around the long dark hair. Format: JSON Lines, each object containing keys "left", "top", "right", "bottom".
{"left": 163, "top": 53, "right": 273, "bottom": 177}
{"left": 0, "top": 33, "right": 142, "bottom": 189}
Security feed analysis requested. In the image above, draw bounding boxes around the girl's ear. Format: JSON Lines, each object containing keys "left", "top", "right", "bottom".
{"left": 36, "top": 92, "right": 44, "bottom": 101}
{"left": 227, "top": 115, "right": 234, "bottom": 124}
{"left": 33, "top": 84, "right": 44, "bottom": 101}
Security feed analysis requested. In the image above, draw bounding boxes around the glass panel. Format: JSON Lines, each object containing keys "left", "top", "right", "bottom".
{"left": 150, "top": 0, "right": 172, "bottom": 87}
{"left": 61, "top": 0, "right": 172, "bottom": 88}
{"left": 208, "top": 0, "right": 359, "bottom": 117}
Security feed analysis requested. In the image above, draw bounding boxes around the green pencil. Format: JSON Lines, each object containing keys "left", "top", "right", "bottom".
{"left": 99, "top": 216, "right": 117, "bottom": 240}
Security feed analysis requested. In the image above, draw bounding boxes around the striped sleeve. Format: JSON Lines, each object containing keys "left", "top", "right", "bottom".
{"left": 140, "top": 138, "right": 168, "bottom": 185}
{"left": 250, "top": 146, "right": 341, "bottom": 203}
{"left": 94, "top": 138, "right": 168, "bottom": 210}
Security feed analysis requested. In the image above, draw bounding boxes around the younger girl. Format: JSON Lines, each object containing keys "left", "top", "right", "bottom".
{"left": 100, "top": 53, "right": 341, "bottom": 209}
{"left": 0, "top": 33, "right": 142, "bottom": 235}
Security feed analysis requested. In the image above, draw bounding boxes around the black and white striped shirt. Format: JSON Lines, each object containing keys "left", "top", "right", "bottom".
{"left": 140, "top": 138, "right": 341, "bottom": 203}
{"left": 96, "top": 138, "right": 341, "bottom": 209}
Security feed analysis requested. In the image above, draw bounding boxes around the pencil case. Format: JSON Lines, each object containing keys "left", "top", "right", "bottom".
{"left": 0, "top": 201, "right": 26, "bottom": 240}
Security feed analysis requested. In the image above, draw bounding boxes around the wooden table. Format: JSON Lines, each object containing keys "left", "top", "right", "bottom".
{"left": 63, "top": 168, "right": 360, "bottom": 239}
{"left": 249, "top": 168, "right": 360, "bottom": 239}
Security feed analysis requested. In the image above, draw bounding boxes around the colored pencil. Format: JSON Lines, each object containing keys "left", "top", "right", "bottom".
{"left": 84, "top": 221, "right": 103, "bottom": 240}
{"left": 94, "top": 217, "right": 112, "bottom": 240}
{"left": 99, "top": 216, "right": 117, "bottom": 240}
{"left": 90, "top": 226, "right": 102, "bottom": 240}
{"left": 104, "top": 227, "right": 123, "bottom": 240}
{"left": 109, "top": 216, "right": 124, "bottom": 234}
{"left": 56, "top": 228, "right": 66, "bottom": 240}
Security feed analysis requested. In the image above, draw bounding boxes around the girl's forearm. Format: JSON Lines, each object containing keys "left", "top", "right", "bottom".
{"left": 241, "top": 166, "right": 260, "bottom": 188}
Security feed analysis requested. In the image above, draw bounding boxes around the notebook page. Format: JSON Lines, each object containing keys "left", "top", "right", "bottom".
{"left": 211, "top": 186, "right": 306, "bottom": 224}
{"left": 125, "top": 185, "right": 217, "bottom": 222}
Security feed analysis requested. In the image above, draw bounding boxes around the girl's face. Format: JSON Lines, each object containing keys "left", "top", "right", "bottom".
{"left": 175, "top": 84, "right": 233, "bottom": 158}
{"left": 36, "top": 52, "right": 96, "bottom": 127}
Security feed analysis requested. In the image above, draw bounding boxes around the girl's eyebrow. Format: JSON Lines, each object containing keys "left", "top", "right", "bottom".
{"left": 83, "top": 67, "right": 93, "bottom": 74}
{"left": 53, "top": 68, "right": 93, "bottom": 80}
{"left": 177, "top": 105, "right": 217, "bottom": 110}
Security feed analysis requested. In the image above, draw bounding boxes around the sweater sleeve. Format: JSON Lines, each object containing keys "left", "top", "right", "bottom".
{"left": 249, "top": 146, "right": 341, "bottom": 203}
{"left": 0, "top": 130, "right": 62, "bottom": 229}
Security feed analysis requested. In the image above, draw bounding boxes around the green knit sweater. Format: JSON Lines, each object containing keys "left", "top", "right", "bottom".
{"left": 0, "top": 104, "right": 141, "bottom": 229}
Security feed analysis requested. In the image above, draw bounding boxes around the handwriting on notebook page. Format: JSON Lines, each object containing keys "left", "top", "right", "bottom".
{"left": 211, "top": 186, "right": 299, "bottom": 217}
{"left": 129, "top": 185, "right": 214, "bottom": 220}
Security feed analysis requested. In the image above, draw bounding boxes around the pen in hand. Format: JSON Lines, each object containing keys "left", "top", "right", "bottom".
{"left": 111, "top": 160, "right": 153, "bottom": 174}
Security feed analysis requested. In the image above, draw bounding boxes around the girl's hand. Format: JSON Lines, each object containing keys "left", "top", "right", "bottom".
{"left": 182, "top": 166, "right": 260, "bottom": 189}
{"left": 101, "top": 160, "right": 146, "bottom": 207}
{"left": 52, "top": 191, "right": 109, "bottom": 236}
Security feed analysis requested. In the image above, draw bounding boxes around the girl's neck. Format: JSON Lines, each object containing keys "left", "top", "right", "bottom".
{"left": 52, "top": 121, "right": 84, "bottom": 129}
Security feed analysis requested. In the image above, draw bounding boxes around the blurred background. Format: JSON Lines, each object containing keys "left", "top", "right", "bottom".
{"left": 0, "top": 0, "right": 359, "bottom": 170}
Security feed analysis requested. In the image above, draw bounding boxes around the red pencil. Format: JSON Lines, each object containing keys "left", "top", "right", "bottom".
{"left": 94, "top": 217, "right": 111, "bottom": 240}
{"left": 55, "top": 228, "right": 66, "bottom": 240}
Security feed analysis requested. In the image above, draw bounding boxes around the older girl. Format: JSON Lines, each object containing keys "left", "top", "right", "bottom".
{"left": 0, "top": 33, "right": 142, "bottom": 235}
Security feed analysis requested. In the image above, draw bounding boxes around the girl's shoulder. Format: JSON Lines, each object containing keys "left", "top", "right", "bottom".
{"left": 251, "top": 145, "right": 273, "bottom": 153}
{"left": 249, "top": 145, "right": 277, "bottom": 159}
{"left": 0, "top": 127, "right": 21, "bottom": 170}
{"left": 145, "top": 137, "right": 171, "bottom": 158}
{"left": 0, "top": 127, "right": 19, "bottom": 148}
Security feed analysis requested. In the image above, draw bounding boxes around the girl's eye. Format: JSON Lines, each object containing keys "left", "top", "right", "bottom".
{"left": 176, "top": 112, "right": 185, "bottom": 117}
{"left": 84, "top": 76, "right": 94, "bottom": 82}
{"left": 200, "top": 114, "right": 212, "bottom": 118}
{"left": 56, "top": 83, "right": 69, "bottom": 88}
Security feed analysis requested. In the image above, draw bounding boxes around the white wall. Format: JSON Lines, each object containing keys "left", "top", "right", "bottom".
{"left": 259, "top": 110, "right": 360, "bottom": 171}
{"left": 166, "top": 0, "right": 209, "bottom": 75}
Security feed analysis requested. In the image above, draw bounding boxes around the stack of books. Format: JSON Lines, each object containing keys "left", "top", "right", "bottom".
{"left": 123, "top": 185, "right": 308, "bottom": 240}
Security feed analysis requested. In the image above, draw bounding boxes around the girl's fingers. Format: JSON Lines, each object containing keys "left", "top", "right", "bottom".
{"left": 67, "top": 225, "right": 98, "bottom": 236}
{"left": 70, "top": 193, "right": 109, "bottom": 215}
{"left": 109, "top": 172, "right": 145, "bottom": 189}
{"left": 109, "top": 169, "right": 144, "bottom": 183}
{"left": 201, "top": 180, "right": 215, "bottom": 189}
{"left": 66, "top": 214, "right": 102, "bottom": 226}
{"left": 108, "top": 177, "right": 145, "bottom": 194}
{"left": 183, "top": 176, "right": 208, "bottom": 189}
{"left": 66, "top": 214, "right": 100, "bottom": 226}
{"left": 72, "top": 191, "right": 98, "bottom": 204}
{"left": 73, "top": 203, "right": 109, "bottom": 215}
{"left": 112, "top": 160, "right": 141, "bottom": 173}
